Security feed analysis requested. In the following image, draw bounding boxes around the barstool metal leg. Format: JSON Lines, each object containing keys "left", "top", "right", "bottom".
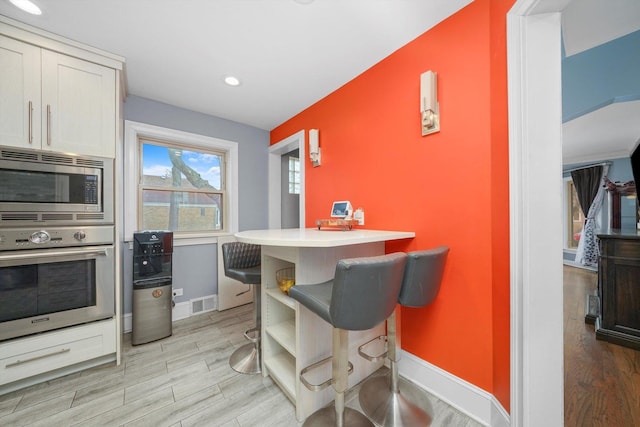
{"left": 359, "top": 310, "right": 433, "bottom": 427}
{"left": 302, "top": 329, "right": 373, "bottom": 427}
{"left": 229, "top": 284, "right": 261, "bottom": 374}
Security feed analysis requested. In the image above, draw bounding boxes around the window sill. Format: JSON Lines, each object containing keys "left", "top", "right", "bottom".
{"left": 172, "top": 235, "right": 220, "bottom": 247}
{"left": 126, "top": 233, "right": 235, "bottom": 249}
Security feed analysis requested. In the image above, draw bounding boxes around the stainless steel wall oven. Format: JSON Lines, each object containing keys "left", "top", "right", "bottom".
{"left": 0, "top": 225, "right": 115, "bottom": 342}
{"left": 0, "top": 145, "right": 116, "bottom": 342}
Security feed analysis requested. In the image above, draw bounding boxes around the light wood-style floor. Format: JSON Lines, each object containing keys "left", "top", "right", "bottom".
{"left": 564, "top": 265, "right": 640, "bottom": 426}
{"left": 0, "top": 302, "right": 481, "bottom": 426}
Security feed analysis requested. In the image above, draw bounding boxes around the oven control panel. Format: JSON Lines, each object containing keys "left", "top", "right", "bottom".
{"left": 0, "top": 226, "right": 114, "bottom": 250}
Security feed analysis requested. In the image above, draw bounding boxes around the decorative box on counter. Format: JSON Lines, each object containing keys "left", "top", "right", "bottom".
{"left": 315, "top": 219, "right": 359, "bottom": 231}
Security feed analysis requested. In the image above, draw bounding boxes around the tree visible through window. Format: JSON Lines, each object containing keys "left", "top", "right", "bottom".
{"left": 139, "top": 139, "right": 225, "bottom": 233}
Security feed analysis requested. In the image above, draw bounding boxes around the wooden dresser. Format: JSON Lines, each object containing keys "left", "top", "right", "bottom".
{"left": 595, "top": 229, "right": 640, "bottom": 349}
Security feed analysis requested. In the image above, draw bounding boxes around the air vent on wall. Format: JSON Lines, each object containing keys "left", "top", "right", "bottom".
{"left": 76, "top": 158, "right": 104, "bottom": 167}
{"left": 77, "top": 213, "right": 105, "bottom": 220}
{"left": 1, "top": 149, "right": 38, "bottom": 161}
{"left": 191, "top": 296, "right": 216, "bottom": 314}
{"left": 41, "top": 154, "right": 73, "bottom": 164}
{"left": 1, "top": 213, "right": 38, "bottom": 221}
{"left": 42, "top": 213, "right": 74, "bottom": 221}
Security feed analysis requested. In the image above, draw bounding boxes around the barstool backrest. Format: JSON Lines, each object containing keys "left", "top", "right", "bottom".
{"left": 399, "top": 247, "right": 449, "bottom": 308}
{"left": 221, "top": 242, "right": 261, "bottom": 284}
{"left": 330, "top": 252, "right": 407, "bottom": 331}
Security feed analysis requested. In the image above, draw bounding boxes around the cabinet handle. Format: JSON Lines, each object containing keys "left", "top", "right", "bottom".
{"left": 28, "top": 101, "right": 33, "bottom": 144}
{"left": 5, "top": 348, "right": 70, "bottom": 368}
{"left": 46, "top": 104, "right": 52, "bottom": 146}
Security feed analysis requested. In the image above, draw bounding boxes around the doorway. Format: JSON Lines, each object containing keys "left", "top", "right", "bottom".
{"left": 281, "top": 149, "right": 300, "bottom": 229}
{"left": 508, "top": 1, "right": 564, "bottom": 425}
{"left": 268, "top": 130, "right": 306, "bottom": 229}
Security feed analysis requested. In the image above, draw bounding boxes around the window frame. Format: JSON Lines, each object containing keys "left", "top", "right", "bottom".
{"left": 138, "top": 137, "right": 226, "bottom": 233}
{"left": 288, "top": 155, "right": 300, "bottom": 195}
{"left": 124, "top": 121, "right": 238, "bottom": 244}
{"left": 563, "top": 176, "right": 585, "bottom": 251}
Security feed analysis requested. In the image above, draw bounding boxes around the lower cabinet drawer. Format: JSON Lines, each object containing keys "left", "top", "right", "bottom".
{"left": 0, "top": 319, "right": 116, "bottom": 386}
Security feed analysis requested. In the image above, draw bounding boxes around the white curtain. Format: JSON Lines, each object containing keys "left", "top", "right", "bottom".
{"left": 575, "top": 164, "right": 609, "bottom": 266}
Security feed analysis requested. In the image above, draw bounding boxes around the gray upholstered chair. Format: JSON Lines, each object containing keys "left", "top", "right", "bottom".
{"left": 289, "top": 252, "right": 407, "bottom": 427}
{"left": 358, "top": 246, "right": 449, "bottom": 427}
{"left": 221, "top": 241, "right": 262, "bottom": 374}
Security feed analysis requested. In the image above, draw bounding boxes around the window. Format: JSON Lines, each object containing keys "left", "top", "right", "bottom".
{"left": 288, "top": 156, "right": 300, "bottom": 194}
{"left": 566, "top": 179, "right": 584, "bottom": 249}
{"left": 124, "top": 121, "right": 238, "bottom": 242}
{"left": 139, "top": 139, "right": 225, "bottom": 232}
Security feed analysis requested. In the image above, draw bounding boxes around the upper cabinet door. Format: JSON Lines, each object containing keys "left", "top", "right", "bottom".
{"left": 41, "top": 50, "right": 116, "bottom": 157}
{"left": 0, "top": 35, "right": 41, "bottom": 149}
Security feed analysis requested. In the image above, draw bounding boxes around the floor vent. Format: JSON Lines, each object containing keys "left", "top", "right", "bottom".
{"left": 191, "top": 296, "right": 216, "bottom": 315}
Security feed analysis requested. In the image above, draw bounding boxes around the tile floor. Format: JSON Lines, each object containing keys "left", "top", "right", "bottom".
{"left": 0, "top": 303, "right": 481, "bottom": 426}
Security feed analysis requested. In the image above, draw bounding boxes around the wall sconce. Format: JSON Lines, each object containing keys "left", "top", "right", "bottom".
{"left": 420, "top": 70, "right": 440, "bottom": 136}
{"left": 309, "top": 129, "right": 321, "bottom": 167}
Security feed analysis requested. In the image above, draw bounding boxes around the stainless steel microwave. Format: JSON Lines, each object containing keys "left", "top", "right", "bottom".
{"left": 0, "top": 146, "right": 114, "bottom": 226}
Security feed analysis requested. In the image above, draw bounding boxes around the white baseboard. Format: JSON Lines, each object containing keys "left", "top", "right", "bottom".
{"left": 123, "top": 313, "right": 131, "bottom": 333}
{"left": 122, "top": 295, "right": 217, "bottom": 333}
{"left": 173, "top": 300, "right": 192, "bottom": 321}
{"left": 398, "top": 350, "right": 510, "bottom": 427}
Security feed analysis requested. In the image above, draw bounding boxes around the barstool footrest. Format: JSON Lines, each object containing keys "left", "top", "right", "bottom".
{"left": 299, "top": 356, "right": 354, "bottom": 392}
{"left": 243, "top": 327, "right": 260, "bottom": 343}
{"left": 358, "top": 335, "right": 388, "bottom": 362}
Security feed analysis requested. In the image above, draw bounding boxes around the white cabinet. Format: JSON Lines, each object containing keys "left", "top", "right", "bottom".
{"left": 0, "top": 319, "right": 116, "bottom": 389}
{"left": 261, "top": 244, "right": 386, "bottom": 422}
{"left": 41, "top": 50, "right": 116, "bottom": 157}
{"left": 0, "top": 34, "right": 116, "bottom": 158}
{"left": 0, "top": 34, "right": 40, "bottom": 149}
{"left": 0, "top": 18, "right": 123, "bottom": 391}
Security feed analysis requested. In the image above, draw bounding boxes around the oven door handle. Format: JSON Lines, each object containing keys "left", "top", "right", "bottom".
{"left": 0, "top": 247, "right": 109, "bottom": 262}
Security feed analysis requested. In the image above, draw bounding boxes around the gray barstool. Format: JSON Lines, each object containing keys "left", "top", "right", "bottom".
{"left": 289, "top": 252, "right": 407, "bottom": 427}
{"left": 221, "top": 241, "right": 262, "bottom": 375}
{"left": 358, "top": 246, "right": 449, "bottom": 427}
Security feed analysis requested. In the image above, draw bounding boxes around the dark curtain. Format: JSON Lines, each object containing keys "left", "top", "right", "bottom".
{"left": 571, "top": 166, "right": 603, "bottom": 216}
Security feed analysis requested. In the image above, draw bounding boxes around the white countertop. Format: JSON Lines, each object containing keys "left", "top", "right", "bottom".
{"left": 235, "top": 228, "right": 415, "bottom": 248}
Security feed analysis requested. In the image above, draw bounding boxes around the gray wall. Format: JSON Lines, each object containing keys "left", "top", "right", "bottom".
{"left": 121, "top": 95, "right": 269, "bottom": 315}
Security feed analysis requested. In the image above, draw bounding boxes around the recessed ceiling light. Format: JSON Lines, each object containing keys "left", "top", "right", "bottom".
{"left": 9, "top": 0, "right": 42, "bottom": 15}
{"left": 224, "top": 76, "right": 241, "bottom": 87}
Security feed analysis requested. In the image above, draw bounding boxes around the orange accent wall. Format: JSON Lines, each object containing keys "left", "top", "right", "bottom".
{"left": 270, "top": 0, "right": 514, "bottom": 411}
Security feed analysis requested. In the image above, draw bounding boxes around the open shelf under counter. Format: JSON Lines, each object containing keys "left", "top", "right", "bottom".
{"left": 237, "top": 227, "right": 415, "bottom": 422}
{"left": 265, "top": 287, "right": 296, "bottom": 309}
{"left": 265, "top": 319, "right": 296, "bottom": 356}
{"left": 264, "top": 352, "right": 296, "bottom": 402}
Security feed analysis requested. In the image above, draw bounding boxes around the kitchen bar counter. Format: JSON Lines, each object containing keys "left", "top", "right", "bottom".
{"left": 235, "top": 228, "right": 415, "bottom": 248}
{"left": 235, "top": 228, "right": 414, "bottom": 422}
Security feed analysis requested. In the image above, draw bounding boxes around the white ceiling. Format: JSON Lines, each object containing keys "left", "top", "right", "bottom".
{"left": 561, "top": 0, "right": 640, "bottom": 56}
{"left": 1, "top": 0, "right": 638, "bottom": 163}
{"left": 562, "top": 100, "right": 640, "bottom": 164}
{"left": 561, "top": 0, "right": 640, "bottom": 164}
{"left": 0, "top": 0, "right": 472, "bottom": 131}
